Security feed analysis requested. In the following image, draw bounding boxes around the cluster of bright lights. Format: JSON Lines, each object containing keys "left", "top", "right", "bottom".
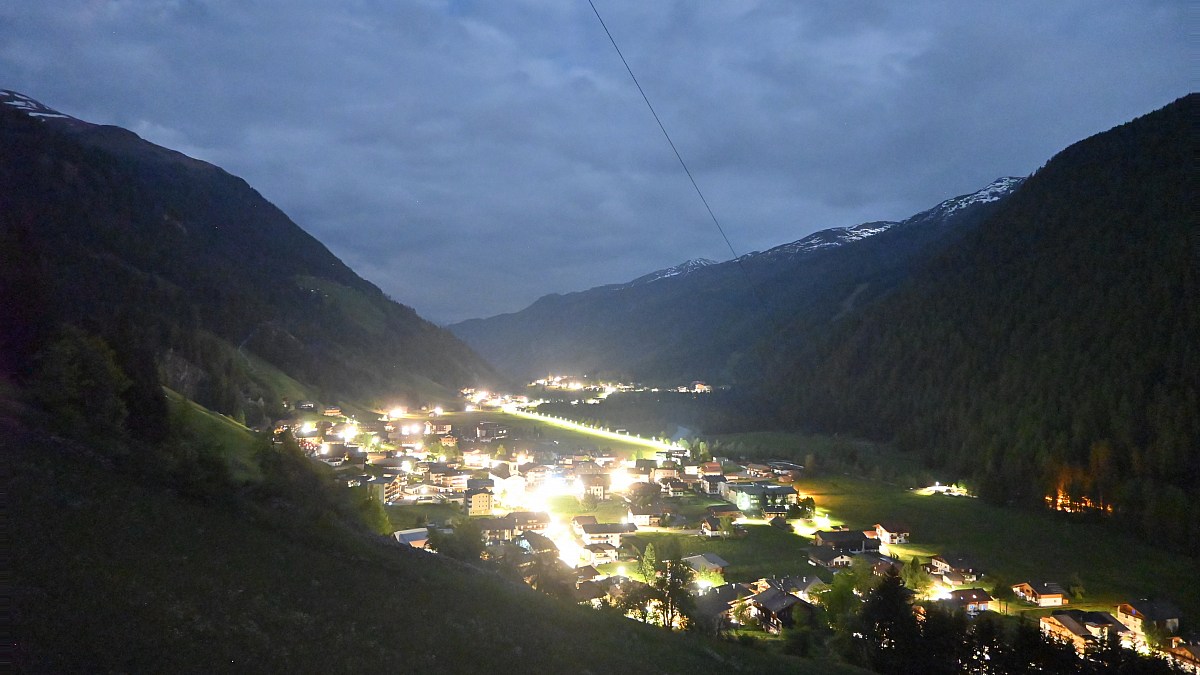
{"left": 532, "top": 375, "right": 585, "bottom": 390}
{"left": 1045, "top": 488, "right": 1113, "bottom": 514}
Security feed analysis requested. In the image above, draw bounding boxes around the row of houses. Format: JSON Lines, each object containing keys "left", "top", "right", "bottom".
{"left": 805, "top": 519, "right": 1191, "bottom": 665}
{"left": 1038, "top": 599, "right": 1188, "bottom": 663}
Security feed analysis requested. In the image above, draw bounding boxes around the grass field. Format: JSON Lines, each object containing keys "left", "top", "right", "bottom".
{"left": 238, "top": 351, "right": 322, "bottom": 407}
{"left": 623, "top": 526, "right": 824, "bottom": 584}
{"left": 546, "top": 495, "right": 631, "bottom": 522}
{"left": 793, "top": 476, "right": 1199, "bottom": 621}
{"left": 165, "top": 389, "right": 261, "bottom": 482}
{"left": 386, "top": 502, "right": 463, "bottom": 529}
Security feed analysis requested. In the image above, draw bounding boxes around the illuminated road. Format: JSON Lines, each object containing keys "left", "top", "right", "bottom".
{"left": 501, "top": 406, "right": 684, "bottom": 453}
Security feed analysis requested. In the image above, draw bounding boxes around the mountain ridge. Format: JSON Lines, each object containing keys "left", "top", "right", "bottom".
{"left": 1, "top": 89, "right": 500, "bottom": 422}
{"left": 450, "top": 176, "right": 1024, "bottom": 382}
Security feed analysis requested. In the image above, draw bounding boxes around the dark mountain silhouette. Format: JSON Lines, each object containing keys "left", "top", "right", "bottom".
{"left": 451, "top": 178, "right": 1022, "bottom": 383}
{"left": 1, "top": 90, "right": 499, "bottom": 423}
{"left": 772, "top": 94, "right": 1198, "bottom": 551}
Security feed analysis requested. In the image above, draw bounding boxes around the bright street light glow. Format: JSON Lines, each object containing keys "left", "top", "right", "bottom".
{"left": 502, "top": 408, "right": 683, "bottom": 452}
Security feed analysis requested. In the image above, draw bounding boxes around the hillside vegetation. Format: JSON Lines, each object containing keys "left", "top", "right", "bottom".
{"left": 6, "top": 399, "right": 857, "bottom": 674}
{"left": 0, "top": 100, "right": 499, "bottom": 426}
{"left": 772, "top": 94, "right": 1199, "bottom": 554}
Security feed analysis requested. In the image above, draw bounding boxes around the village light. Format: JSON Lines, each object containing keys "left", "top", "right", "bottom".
{"left": 432, "top": 406, "right": 443, "bottom": 416}
{"left": 389, "top": 407, "right": 406, "bottom": 418}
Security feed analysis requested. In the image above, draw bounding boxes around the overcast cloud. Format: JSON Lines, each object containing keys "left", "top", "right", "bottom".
{"left": 1, "top": 1, "right": 1190, "bottom": 322}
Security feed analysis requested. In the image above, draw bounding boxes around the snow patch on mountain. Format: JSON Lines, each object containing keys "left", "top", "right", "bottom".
{"left": 609, "top": 258, "right": 718, "bottom": 290}
{"left": 746, "top": 177, "right": 1026, "bottom": 264}
{"left": 758, "top": 220, "right": 903, "bottom": 259}
{"left": 1, "top": 90, "right": 77, "bottom": 122}
{"left": 908, "top": 176, "right": 1025, "bottom": 225}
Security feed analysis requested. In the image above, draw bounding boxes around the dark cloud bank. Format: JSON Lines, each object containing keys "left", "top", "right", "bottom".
{"left": 2, "top": 1, "right": 1188, "bottom": 322}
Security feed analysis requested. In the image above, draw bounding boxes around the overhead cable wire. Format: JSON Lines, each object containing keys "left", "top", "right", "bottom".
{"left": 587, "top": 0, "right": 785, "bottom": 347}
{"left": 587, "top": 0, "right": 742, "bottom": 263}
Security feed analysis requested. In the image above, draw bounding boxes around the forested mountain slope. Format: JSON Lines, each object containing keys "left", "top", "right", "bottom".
{"left": 773, "top": 94, "right": 1198, "bottom": 550}
{"left": 451, "top": 178, "right": 1022, "bottom": 383}
{"left": 0, "top": 91, "right": 499, "bottom": 423}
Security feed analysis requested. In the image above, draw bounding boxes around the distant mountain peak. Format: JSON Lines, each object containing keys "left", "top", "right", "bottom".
{"left": 752, "top": 220, "right": 902, "bottom": 261}
{"left": 749, "top": 176, "right": 1026, "bottom": 263}
{"left": 611, "top": 258, "right": 718, "bottom": 290}
{"left": 1, "top": 90, "right": 79, "bottom": 123}
{"left": 909, "top": 176, "right": 1025, "bottom": 224}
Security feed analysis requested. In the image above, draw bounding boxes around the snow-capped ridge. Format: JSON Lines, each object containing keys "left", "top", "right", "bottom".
{"left": 752, "top": 220, "right": 902, "bottom": 260}
{"left": 609, "top": 258, "right": 718, "bottom": 290}
{"left": 744, "top": 177, "right": 1025, "bottom": 264}
{"left": 909, "top": 176, "right": 1025, "bottom": 224}
{"left": 1, "top": 90, "right": 78, "bottom": 122}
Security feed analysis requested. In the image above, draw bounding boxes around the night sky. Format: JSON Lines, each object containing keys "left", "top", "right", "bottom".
{"left": 2, "top": 1, "right": 1189, "bottom": 323}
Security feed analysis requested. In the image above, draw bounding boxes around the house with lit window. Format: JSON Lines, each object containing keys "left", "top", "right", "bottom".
{"left": 744, "top": 587, "right": 812, "bottom": 634}
{"left": 575, "top": 473, "right": 609, "bottom": 501}
{"left": 928, "top": 553, "right": 983, "bottom": 585}
{"left": 874, "top": 522, "right": 910, "bottom": 544}
{"left": 1115, "top": 599, "right": 1183, "bottom": 642}
{"left": 508, "top": 511, "right": 551, "bottom": 534}
{"left": 365, "top": 474, "right": 406, "bottom": 504}
{"left": 723, "top": 482, "right": 798, "bottom": 513}
{"left": 627, "top": 504, "right": 666, "bottom": 527}
{"left": 578, "top": 522, "right": 636, "bottom": 547}
{"left": 812, "top": 529, "right": 878, "bottom": 554}
{"left": 1012, "top": 581, "right": 1069, "bottom": 607}
{"left": 944, "top": 588, "right": 993, "bottom": 616}
{"left": 476, "top": 516, "right": 516, "bottom": 544}
{"left": 571, "top": 515, "right": 598, "bottom": 535}
{"left": 808, "top": 547, "right": 854, "bottom": 569}
{"left": 583, "top": 543, "right": 618, "bottom": 566}
{"left": 1040, "top": 610, "right": 1132, "bottom": 654}
{"left": 698, "top": 475, "right": 727, "bottom": 495}
{"left": 463, "top": 488, "right": 493, "bottom": 516}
